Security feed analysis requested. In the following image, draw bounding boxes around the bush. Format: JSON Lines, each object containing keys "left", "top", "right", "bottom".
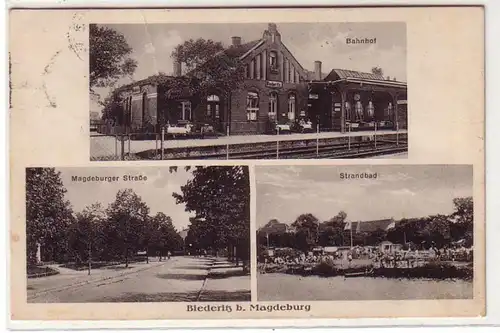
{"left": 373, "top": 262, "right": 473, "bottom": 280}
{"left": 312, "top": 261, "right": 340, "bottom": 277}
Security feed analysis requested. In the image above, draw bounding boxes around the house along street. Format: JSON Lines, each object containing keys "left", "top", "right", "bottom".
{"left": 27, "top": 256, "right": 250, "bottom": 303}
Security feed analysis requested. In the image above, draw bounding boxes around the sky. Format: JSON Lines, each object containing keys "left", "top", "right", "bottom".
{"left": 57, "top": 167, "right": 195, "bottom": 232}
{"left": 91, "top": 22, "right": 407, "bottom": 113}
{"left": 256, "top": 165, "right": 473, "bottom": 228}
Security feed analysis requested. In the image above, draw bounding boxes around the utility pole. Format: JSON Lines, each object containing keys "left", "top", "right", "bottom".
{"left": 120, "top": 133, "right": 125, "bottom": 160}
{"left": 350, "top": 223, "right": 353, "bottom": 249}
{"left": 161, "top": 127, "right": 165, "bottom": 160}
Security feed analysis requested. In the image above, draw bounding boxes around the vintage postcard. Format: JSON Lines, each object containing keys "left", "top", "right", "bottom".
{"left": 9, "top": 6, "right": 484, "bottom": 324}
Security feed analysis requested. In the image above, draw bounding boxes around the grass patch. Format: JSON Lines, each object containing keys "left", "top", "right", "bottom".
{"left": 27, "top": 266, "right": 59, "bottom": 278}
{"left": 60, "top": 259, "right": 146, "bottom": 271}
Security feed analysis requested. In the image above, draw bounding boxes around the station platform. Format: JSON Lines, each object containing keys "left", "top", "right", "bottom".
{"left": 90, "top": 129, "right": 407, "bottom": 158}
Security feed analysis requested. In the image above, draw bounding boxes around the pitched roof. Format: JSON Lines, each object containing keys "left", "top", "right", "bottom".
{"left": 223, "top": 39, "right": 263, "bottom": 59}
{"left": 304, "top": 69, "right": 328, "bottom": 81}
{"left": 114, "top": 74, "right": 178, "bottom": 93}
{"left": 326, "top": 68, "right": 386, "bottom": 81}
{"left": 345, "top": 218, "right": 396, "bottom": 233}
{"left": 258, "top": 220, "right": 290, "bottom": 234}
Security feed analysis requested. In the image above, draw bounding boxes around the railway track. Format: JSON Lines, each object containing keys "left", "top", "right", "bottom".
{"left": 151, "top": 140, "right": 408, "bottom": 160}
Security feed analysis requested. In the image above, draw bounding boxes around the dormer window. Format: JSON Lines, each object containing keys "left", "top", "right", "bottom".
{"left": 269, "top": 51, "right": 278, "bottom": 73}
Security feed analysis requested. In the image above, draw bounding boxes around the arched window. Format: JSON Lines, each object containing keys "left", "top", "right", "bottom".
{"left": 269, "top": 51, "right": 278, "bottom": 73}
{"left": 246, "top": 92, "right": 259, "bottom": 121}
{"left": 256, "top": 54, "right": 261, "bottom": 80}
{"left": 355, "top": 101, "right": 364, "bottom": 121}
{"left": 181, "top": 101, "right": 191, "bottom": 121}
{"left": 366, "top": 101, "right": 375, "bottom": 119}
{"left": 287, "top": 93, "right": 296, "bottom": 121}
{"left": 207, "top": 94, "right": 220, "bottom": 119}
{"left": 268, "top": 92, "right": 278, "bottom": 120}
{"left": 387, "top": 102, "right": 393, "bottom": 119}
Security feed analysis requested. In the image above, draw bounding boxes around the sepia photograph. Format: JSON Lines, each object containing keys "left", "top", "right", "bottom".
{"left": 25, "top": 166, "right": 250, "bottom": 303}
{"left": 89, "top": 22, "right": 408, "bottom": 160}
{"left": 9, "top": 6, "right": 485, "bottom": 321}
{"left": 256, "top": 165, "right": 474, "bottom": 301}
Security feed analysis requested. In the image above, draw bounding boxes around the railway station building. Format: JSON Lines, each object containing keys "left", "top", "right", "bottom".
{"left": 112, "top": 23, "right": 407, "bottom": 135}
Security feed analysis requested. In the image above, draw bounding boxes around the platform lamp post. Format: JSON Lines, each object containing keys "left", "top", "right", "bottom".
{"left": 226, "top": 125, "right": 230, "bottom": 160}
{"left": 316, "top": 123, "right": 320, "bottom": 157}
{"left": 87, "top": 240, "right": 91, "bottom": 275}
{"left": 161, "top": 127, "right": 165, "bottom": 160}
{"left": 128, "top": 133, "right": 131, "bottom": 156}
{"left": 120, "top": 126, "right": 125, "bottom": 161}
{"left": 396, "top": 122, "right": 399, "bottom": 146}
{"left": 115, "top": 134, "right": 118, "bottom": 159}
{"left": 348, "top": 122, "right": 351, "bottom": 150}
{"left": 276, "top": 126, "right": 280, "bottom": 159}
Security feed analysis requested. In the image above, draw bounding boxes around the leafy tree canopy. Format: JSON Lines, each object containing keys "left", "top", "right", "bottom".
{"left": 170, "top": 38, "right": 246, "bottom": 97}
{"left": 26, "top": 168, "right": 73, "bottom": 263}
{"left": 89, "top": 24, "right": 137, "bottom": 90}
{"left": 371, "top": 66, "right": 384, "bottom": 76}
{"left": 173, "top": 166, "right": 250, "bottom": 258}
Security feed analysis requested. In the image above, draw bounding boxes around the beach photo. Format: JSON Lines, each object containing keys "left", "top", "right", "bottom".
{"left": 26, "top": 166, "right": 250, "bottom": 303}
{"left": 256, "top": 165, "right": 474, "bottom": 301}
{"left": 89, "top": 22, "right": 407, "bottom": 160}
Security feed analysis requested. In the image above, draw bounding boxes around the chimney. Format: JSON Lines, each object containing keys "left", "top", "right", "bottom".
{"left": 173, "top": 60, "right": 182, "bottom": 77}
{"left": 231, "top": 36, "right": 242, "bottom": 47}
{"left": 314, "top": 61, "right": 322, "bottom": 80}
{"left": 268, "top": 23, "right": 277, "bottom": 33}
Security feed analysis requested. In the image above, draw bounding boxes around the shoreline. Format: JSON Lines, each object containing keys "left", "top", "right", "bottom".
{"left": 258, "top": 261, "right": 473, "bottom": 281}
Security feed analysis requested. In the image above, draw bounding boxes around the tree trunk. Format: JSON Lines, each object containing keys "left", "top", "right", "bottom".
{"left": 235, "top": 245, "right": 239, "bottom": 266}
{"left": 125, "top": 248, "right": 129, "bottom": 268}
{"left": 88, "top": 242, "right": 92, "bottom": 276}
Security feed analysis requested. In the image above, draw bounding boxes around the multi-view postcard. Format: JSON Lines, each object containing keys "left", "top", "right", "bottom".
{"left": 89, "top": 22, "right": 408, "bottom": 161}
{"left": 9, "top": 6, "right": 484, "bottom": 325}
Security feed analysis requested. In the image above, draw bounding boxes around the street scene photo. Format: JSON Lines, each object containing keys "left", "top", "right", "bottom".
{"left": 90, "top": 22, "right": 407, "bottom": 160}
{"left": 256, "top": 165, "right": 474, "bottom": 301}
{"left": 26, "top": 166, "right": 250, "bottom": 302}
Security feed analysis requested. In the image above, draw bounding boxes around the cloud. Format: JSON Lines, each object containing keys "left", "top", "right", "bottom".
{"left": 256, "top": 165, "right": 472, "bottom": 228}
{"left": 144, "top": 42, "right": 156, "bottom": 54}
{"left": 379, "top": 171, "right": 414, "bottom": 183}
{"left": 159, "top": 30, "right": 183, "bottom": 50}
{"left": 386, "top": 188, "right": 417, "bottom": 197}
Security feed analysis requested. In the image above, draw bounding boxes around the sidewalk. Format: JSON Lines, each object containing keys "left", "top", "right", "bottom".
{"left": 198, "top": 258, "right": 251, "bottom": 301}
{"left": 27, "top": 261, "right": 167, "bottom": 300}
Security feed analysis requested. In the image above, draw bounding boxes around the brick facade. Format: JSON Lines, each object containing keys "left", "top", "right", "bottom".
{"left": 112, "top": 23, "right": 407, "bottom": 135}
